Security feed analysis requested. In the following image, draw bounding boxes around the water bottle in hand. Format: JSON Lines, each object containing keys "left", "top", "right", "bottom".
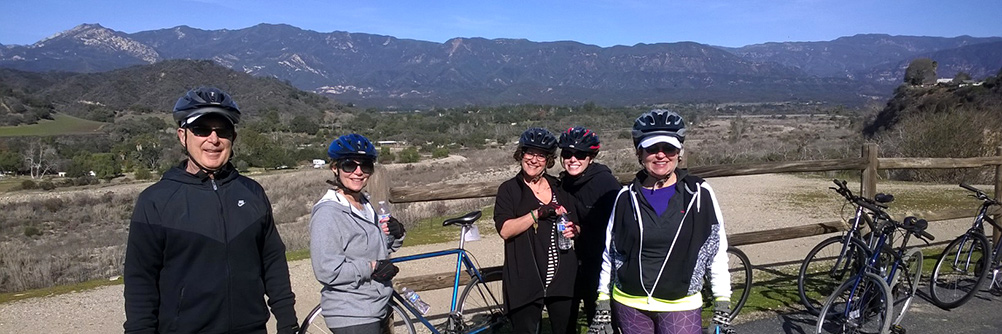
{"left": 378, "top": 201, "right": 392, "bottom": 230}
{"left": 400, "top": 287, "right": 431, "bottom": 314}
{"left": 556, "top": 214, "right": 573, "bottom": 250}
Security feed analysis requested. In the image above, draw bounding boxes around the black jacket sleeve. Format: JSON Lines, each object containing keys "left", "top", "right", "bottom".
{"left": 259, "top": 194, "right": 298, "bottom": 332}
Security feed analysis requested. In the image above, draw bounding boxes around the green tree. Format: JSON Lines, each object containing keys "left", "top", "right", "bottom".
{"left": 953, "top": 71, "right": 972, "bottom": 83}
{"left": 904, "top": 58, "right": 937, "bottom": 85}
{"left": 378, "top": 146, "right": 395, "bottom": 164}
{"left": 397, "top": 147, "right": 420, "bottom": 163}
{"left": 0, "top": 150, "right": 20, "bottom": 174}
{"left": 432, "top": 147, "right": 449, "bottom": 159}
{"left": 90, "top": 153, "right": 121, "bottom": 179}
{"left": 288, "top": 115, "right": 320, "bottom": 134}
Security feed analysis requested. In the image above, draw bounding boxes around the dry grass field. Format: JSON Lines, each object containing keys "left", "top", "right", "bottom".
{"left": 0, "top": 114, "right": 865, "bottom": 294}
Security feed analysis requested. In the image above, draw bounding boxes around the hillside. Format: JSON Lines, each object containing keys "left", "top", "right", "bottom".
{"left": 6, "top": 24, "right": 999, "bottom": 108}
{"left": 0, "top": 60, "right": 346, "bottom": 126}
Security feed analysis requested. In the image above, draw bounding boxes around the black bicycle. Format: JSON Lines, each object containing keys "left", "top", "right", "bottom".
{"left": 928, "top": 183, "right": 1002, "bottom": 309}
{"left": 798, "top": 179, "right": 892, "bottom": 315}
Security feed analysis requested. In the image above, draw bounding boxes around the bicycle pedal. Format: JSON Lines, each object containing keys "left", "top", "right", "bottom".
{"left": 890, "top": 324, "right": 906, "bottom": 334}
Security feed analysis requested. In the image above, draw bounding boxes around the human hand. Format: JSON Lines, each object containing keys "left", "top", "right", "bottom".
{"left": 384, "top": 216, "right": 405, "bottom": 238}
{"left": 561, "top": 220, "right": 578, "bottom": 238}
{"left": 536, "top": 205, "right": 556, "bottom": 220}
{"left": 711, "top": 301, "right": 735, "bottom": 334}
{"left": 277, "top": 323, "right": 300, "bottom": 334}
{"left": 587, "top": 299, "right": 613, "bottom": 334}
{"left": 371, "top": 260, "right": 399, "bottom": 282}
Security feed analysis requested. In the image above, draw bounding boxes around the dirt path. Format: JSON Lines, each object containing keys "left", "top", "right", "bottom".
{"left": 0, "top": 174, "right": 976, "bottom": 333}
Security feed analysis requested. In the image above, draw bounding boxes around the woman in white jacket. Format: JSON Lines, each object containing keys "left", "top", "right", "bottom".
{"left": 589, "top": 110, "right": 734, "bottom": 334}
{"left": 310, "top": 134, "right": 406, "bottom": 334}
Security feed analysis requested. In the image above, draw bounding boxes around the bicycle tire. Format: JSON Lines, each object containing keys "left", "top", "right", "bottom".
{"left": 457, "top": 269, "right": 509, "bottom": 333}
{"left": 889, "top": 248, "right": 922, "bottom": 326}
{"left": 815, "top": 272, "right": 892, "bottom": 334}
{"left": 726, "top": 247, "right": 752, "bottom": 320}
{"left": 929, "top": 232, "right": 991, "bottom": 309}
{"left": 299, "top": 301, "right": 416, "bottom": 334}
{"left": 798, "top": 235, "right": 871, "bottom": 315}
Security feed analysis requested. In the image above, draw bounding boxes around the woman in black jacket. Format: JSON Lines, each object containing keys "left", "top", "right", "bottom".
{"left": 556, "top": 126, "right": 623, "bottom": 326}
{"left": 493, "top": 127, "right": 581, "bottom": 334}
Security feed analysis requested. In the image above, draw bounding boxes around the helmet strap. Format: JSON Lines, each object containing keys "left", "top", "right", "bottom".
{"left": 181, "top": 131, "right": 223, "bottom": 178}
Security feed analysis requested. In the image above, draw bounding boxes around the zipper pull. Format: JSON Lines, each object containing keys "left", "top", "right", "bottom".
{"left": 211, "top": 178, "right": 218, "bottom": 191}
{"left": 647, "top": 295, "right": 653, "bottom": 304}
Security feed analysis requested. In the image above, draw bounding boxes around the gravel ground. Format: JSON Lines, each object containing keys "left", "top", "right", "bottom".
{"left": 0, "top": 173, "right": 977, "bottom": 333}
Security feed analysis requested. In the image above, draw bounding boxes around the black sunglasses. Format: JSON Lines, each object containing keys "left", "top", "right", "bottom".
{"left": 339, "top": 159, "right": 375, "bottom": 174}
{"left": 643, "top": 144, "right": 680, "bottom": 156}
{"left": 188, "top": 125, "right": 235, "bottom": 139}
{"left": 560, "top": 150, "right": 591, "bottom": 160}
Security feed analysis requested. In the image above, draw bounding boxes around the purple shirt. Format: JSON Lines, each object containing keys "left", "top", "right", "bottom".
{"left": 640, "top": 184, "right": 676, "bottom": 217}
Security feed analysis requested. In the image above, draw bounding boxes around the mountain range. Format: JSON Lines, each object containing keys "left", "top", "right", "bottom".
{"left": 2, "top": 23, "right": 1000, "bottom": 108}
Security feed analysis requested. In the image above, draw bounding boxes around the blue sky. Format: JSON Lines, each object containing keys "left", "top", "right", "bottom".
{"left": 1, "top": 0, "right": 999, "bottom": 47}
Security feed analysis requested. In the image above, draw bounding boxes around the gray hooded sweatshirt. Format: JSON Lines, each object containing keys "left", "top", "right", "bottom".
{"left": 309, "top": 189, "right": 404, "bottom": 328}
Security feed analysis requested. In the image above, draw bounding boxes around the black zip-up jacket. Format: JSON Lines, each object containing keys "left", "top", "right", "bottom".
{"left": 124, "top": 162, "right": 297, "bottom": 334}
{"left": 559, "top": 162, "right": 622, "bottom": 265}
{"left": 493, "top": 173, "right": 579, "bottom": 310}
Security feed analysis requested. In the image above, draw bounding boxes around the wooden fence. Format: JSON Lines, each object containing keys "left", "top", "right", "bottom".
{"left": 380, "top": 144, "right": 1002, "bottom": 291}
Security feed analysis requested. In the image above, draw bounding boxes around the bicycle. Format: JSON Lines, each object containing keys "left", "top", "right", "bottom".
{"left": 798, "top": 179, "right": 893, "bottom": 315}
{"left": 929, "top": 183, "right": 1002, "bottom": 309}
{"left": 701, "top": 246, "right": 752, "bottom": 322}
{"left": 815, "top": 206, "right": 934, "bottom": 334}
{"left": 300, "top": 210, "right": 509, "bottom": 334}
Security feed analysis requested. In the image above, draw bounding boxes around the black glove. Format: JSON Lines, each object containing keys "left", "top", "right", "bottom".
{"left": 371, "top": 260, "right": 399, "bottom": 282}
{"left": 587, "top": 299, "right": 613, "bottom": 334}
{"left": 711, "top": 301, "right": 735, "bottom": 334}
{"left": 386, "top": 216, "right": 406, "bottom": 239}
{"left": 277, "top": 324, "right": 300, "bottom": 334}
{"left": 536, "top": 205, "right": 556, "bottom": 220}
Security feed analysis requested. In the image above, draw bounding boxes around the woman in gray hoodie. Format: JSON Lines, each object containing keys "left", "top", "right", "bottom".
{"left": 310, "top": 134, "right": 406, "bottom": 334}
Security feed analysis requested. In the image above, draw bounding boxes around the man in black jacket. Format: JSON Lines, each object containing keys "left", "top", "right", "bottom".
{"left": 124, "top": 87, "right": 298, "bottom": 334}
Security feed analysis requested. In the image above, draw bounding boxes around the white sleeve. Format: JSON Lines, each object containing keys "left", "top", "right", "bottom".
{"left": 596, "top": 186, "right": 629, "bottom": 300}
{"left": 704, "top": 183, "right": 732, "bottom": 301}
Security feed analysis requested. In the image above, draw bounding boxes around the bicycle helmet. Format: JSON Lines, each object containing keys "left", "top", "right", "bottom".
{"left": 631, "top": 109, "right": 686, "bottom": 148}
{"left": 518, "top": 127, "right": 557, "bottom": 153}
{"left": 558, "top": 126, "right": 601, "bottom": 153}
{"left": 173, "top": 87, "right": 242, "bottom": 127}
{"left": 327, "top": 134, "right": 378, "bottom": 160}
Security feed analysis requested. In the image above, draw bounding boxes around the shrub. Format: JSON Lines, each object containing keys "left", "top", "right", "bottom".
{"left": 23, "top": 225, "right": 42, "bottom": 237}
{"left": 42, "top": 198, "right": 63, "bottom": 212}
{"left": 397, "top": 147, "right": 421, "bottom": 163}
{"left": 432, "top": 147, "right": 450, "bottom": 159}
{"left": 39, "top": 181, "right": 56, "bottom": 191}
{"left": 20, "top": 180, "right": 37, "bottom": 190}
{"left": 134, "top": 168, "right": 153, "bottom": 180}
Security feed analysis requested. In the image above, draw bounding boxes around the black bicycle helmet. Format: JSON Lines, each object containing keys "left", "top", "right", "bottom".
{"left": 173, "top": 87, "right": 242, "bottom": 127}
{"left": 518, "top": 127, "right": 557, "bottom": 153}
{"left": 631, "top": 109, "right": 686, "bottom": 147}
{"left": 558, "top": 126, "right": 601, "bottom": 153}
{"left": 327, "top": 134, "right": 378, "bottom": 160}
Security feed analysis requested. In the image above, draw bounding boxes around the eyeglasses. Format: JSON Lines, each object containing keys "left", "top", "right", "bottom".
{"left": 522, "top": 151, "right": 548, "bottom": 162}
{"left": 643, "top": 144, "right": 680, "bottom": 156}
{"left": 560, "top": 150, "right": 591, "bottom": 160}
{"left": 188, "top": 125, "right": 235, "bottom": 139}
{"left": 338, "top": 159, "right": 375, "bottom": 174}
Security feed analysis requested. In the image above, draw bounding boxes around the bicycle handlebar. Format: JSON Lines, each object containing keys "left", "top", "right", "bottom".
{"left": 959, "top": 183, "right": 1000, "bottom": 205}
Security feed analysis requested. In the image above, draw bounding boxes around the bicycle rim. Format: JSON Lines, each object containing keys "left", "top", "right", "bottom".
{"left": 299, "top": 302, "right": 415, "bottom": 334}
{"left": 799, "top": 236, "right": 869, "bottom": 315}
{"left": 929, "top": 232, "right": 990, "bottom": 309}
{"left": 890, "top": 248, "right": 922, "bottom": 325}
{"left": 457, "top": 269, "right": 509, "bottom": 333}
{"left": 815, "top": 272, "right": 891, "bottom": 334}
{"left": 727, "top": 247, "right": 752, "bottom": 321}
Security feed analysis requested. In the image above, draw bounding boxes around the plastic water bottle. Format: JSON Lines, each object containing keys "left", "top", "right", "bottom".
{"left": 400, "top": 287, "right": 431, "bottom": 314}
{"left": 377, "top": 201, "right": 392, "bottom": 227}
{"left": 556, "top": 214, "right": 573, "bottom": 250}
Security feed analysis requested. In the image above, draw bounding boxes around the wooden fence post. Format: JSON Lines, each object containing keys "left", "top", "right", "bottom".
{"left": 861, "top": 143, "right": 878, "bottom": 199}
{"left": 368, "top": 164, "right": 392, "bottom": 208}
{"left": 994, "top": 146, "right": 1002, "bottom": 243}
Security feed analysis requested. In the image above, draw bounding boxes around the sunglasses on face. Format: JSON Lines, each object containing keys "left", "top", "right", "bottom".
{"left": 338, "top": 159, "right": 375, "bottom": 174}
{"left": 187, "top": 125, "right": 235, "bottom": 139}
{"left": 643, "top": 144, "right": 680, "bottom": 156}
{"left": 560, "top": 150, "right": 591, "bottom": 160}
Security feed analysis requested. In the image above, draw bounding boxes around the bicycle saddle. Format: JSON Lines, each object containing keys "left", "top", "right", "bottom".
{"left": 874, "top": 193, "right": 894, "bottom": 203}
{"left": 902, "top": 216, "right": 928, "bottom": 231}
{"left": 443, "top": 211, "right": 483, "bottom": 226}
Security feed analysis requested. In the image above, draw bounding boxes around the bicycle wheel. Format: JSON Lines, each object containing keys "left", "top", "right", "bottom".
{"left": 815, "top": 272, "right": 892, "bottom": 334}
{"left": 929, "top": 232, "right": 991, "bottom": 309}
{"left": 726, "top": 247, "right": 752, "bottom": 321}
{"left": 299, "top": 301, "right": 416, "bottom": 334}
{"left": 457, "top": 269, "right": 509, "bottom": 333}
{"left": 889, "top": 248, "right": 922, "bottom": 326}
{"left": 798, "top": 235, "right": 870, "bottom": 315}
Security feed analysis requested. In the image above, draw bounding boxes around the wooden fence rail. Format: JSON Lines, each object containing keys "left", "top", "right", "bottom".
{"left": 379, "top": 144, "right": 1002, "bottom": 292}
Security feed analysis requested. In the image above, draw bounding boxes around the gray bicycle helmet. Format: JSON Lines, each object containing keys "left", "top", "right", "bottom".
{"left": 631, "top": 109, "right": 685, "bottom": 148}
{"left": 518, "top": 127, "right": 557, "bottom": 153}
{"left": 173, "top": 87, "right": 241, "bottom": 127}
